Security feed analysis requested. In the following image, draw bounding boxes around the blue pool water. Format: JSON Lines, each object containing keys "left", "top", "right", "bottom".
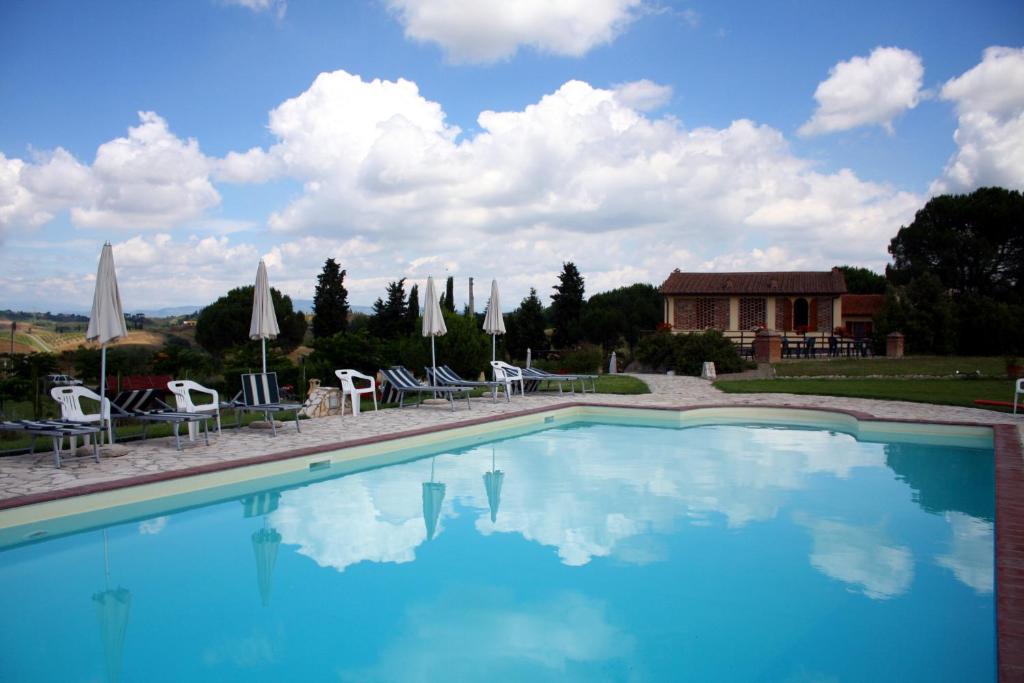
{"left": 0, "top": 420, "right": 996, "bottom": 682}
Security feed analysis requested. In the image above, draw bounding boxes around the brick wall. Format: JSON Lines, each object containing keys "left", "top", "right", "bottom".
{"left": 673, "top": 297, "right": 728, "bottom": 330}
{"left": 775, "top": 298, "right": 788, "bottom": 331}
{"left": 816, "top": 296, "right": 833, "bottom": 332}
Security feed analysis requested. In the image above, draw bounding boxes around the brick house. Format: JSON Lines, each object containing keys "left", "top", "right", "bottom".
{"left": 839, "top": 294, "right": 885, "bottom": 338}
{"left": 659, "top": 269, "right": 848, "bottom": 335}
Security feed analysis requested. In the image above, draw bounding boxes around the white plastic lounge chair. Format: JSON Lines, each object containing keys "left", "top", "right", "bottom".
{"left": 51, "top": 385, "right": 112, "bottom": 445}
{"left": 233, "top": 372, "right": 302, "bottom": 436}
{"left": 380, "top": 367, "right": 471, "bottom": 411}
{"left": 335, "top": 369, "right": 379, "bottom": 416}
{"left": 168, "top": 380, "right": 223, "bottom": 433}
{"left": 490, "top": 361, "right": 526, "bottom": 397}
{"left": 427, "top": 365, "right": 509, "bottom": 403}
{"left": 1014, "top": 378, "right": 1023, "bottom": 414}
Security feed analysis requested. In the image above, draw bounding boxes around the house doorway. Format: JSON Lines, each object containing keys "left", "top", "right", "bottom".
{"left": 793, "top": 298, "right": 809, "bottom": 329}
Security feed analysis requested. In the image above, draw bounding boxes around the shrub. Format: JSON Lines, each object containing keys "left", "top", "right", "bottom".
{"left": 636, "top": 331, "right": 677, "bottom": 370}
{"left": 556, "top": 344, "right": 603, "bottom": 374}
{"left": 673, "top": 330, "right": 746, "bottom": 376}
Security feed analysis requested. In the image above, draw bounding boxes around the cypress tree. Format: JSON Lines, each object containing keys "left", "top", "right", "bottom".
{"left": 551, "top": 262, "right": 585, "bottom": 348}
{"left": 312, "top": 258, "right": 349, "bottom": 339}
{"left": 444, "top": 276, "right": 455, "bottom": 312}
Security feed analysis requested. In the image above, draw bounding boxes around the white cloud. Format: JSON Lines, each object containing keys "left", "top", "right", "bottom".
{"left": 0, "top": 112, "right": 220, "bottom": 241}
{"left": 935, "top": 511, "right": 994, "bottom": 594}
{"left": 794, "top": 513, "right": 914, "bottom": 600}
{"left": 932, "top": 46, "right": 1024, "bottom": 193}
{"left": 222, "top": 0, "right": 286, "bottom": 20}
{"left": 612, "top": 79, "right": 673, "bottom": 112}
{"left": 213, "top": 70, "right": 918, "bottom": 307}
{"left": 386, "top": 0, "right": 642, "bottom": 63}
{"left": 799, "top": 47, "right": 925, "bottom": 136}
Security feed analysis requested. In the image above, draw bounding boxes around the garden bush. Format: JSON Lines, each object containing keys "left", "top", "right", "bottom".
{"left": 636, "top": 330, "right": 746, "bottom": 375}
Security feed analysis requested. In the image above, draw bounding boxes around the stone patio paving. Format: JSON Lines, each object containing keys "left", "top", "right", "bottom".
{"left": 1, "top": 373, "right": 1020, "bottom": 504}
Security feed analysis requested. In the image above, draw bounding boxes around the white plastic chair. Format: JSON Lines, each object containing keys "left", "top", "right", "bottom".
{"left": 50, "top": 385, "right": 112, "bottom": 445}
{"left": 335, "top": 370, "right": 378, "bottom": 416}
{"left": 490, "top": 361, "right": 526, "bottom": 396}
{"left": 1014, "top": 378, "right": 1024, "bottom": 415}
{"left": 168, "top": 380, "right": 222, "bottom": 436}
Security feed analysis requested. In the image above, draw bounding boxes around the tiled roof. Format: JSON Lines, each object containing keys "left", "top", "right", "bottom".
{"left": 840, "top": 294, "right": 885, "bottom": 316}
{"left": 659, "top": 270, "right": 847, "bottom": 295}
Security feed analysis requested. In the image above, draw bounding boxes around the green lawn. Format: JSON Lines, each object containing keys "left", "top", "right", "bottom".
{"left": 535, "top": 374, "right": 649, "bottom": 395}
{"left": 715, "top": 377, "right": 1018, "bottom": 411}
{"left": 770, "top": 355, "right": 1008, "bottom": 378}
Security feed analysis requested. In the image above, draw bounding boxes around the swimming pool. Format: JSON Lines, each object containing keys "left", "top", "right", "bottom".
{"left": 0, "top": 410, "right": 997, "bottom": 681}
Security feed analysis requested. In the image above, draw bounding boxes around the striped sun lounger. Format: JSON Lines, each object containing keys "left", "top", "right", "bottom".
{"left": 380, "top": 367, "right": 472, "bottom": 411}
{"left": 426, "top": 365, "right": 510, "bottom": 403}
{"left": 519, "top": 367, "right": 598, "bottom": 394}
{"left": 108, "top": 389, "right": 214, "bottom": 451}
{"left": 0, "top": 420, "right": 101, "bottom": 468}
{"left": 231, "top": 372, "right": 302, "bottom": 437}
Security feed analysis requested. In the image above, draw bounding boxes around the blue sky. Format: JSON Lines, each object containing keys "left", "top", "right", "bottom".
{"left": 1, "top": 0, "right": 1022, "bottom": 312}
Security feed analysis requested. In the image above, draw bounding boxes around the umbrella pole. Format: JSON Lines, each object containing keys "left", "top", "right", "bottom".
{"left": 492, "top": 334, "right": 496, "bottom": 362}
{"left": 261, "top": 338, "right": 267, "bottom": 374}
{"left": 431, "top": 337, "right": 437, "bottom": 398}
{"left": 99, "top": 345, "right": 107, "bottom": 446}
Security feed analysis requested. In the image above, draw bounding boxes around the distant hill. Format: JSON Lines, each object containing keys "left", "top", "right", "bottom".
{"left": 13, "top": 301, "right": 376, "bottom": 319}
{"left": 291, "top": 299, "right": 374, "bottom": 315}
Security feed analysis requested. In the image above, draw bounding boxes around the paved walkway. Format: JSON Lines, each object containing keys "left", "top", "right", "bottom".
{"left": 1, "top": 374, "right": 1020, "bottom": 504}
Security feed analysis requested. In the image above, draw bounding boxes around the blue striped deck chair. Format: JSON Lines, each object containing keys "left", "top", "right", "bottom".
{"left": 380, "top": 367, "right": 472, "bottom": 412}
{"left": 426, "top": 365, "right": 509, "bottom": 403}
{"left": 108, "top": 388, "right": 214, "bottom": 451}
{"left": 520, "top": 366, "right": 598, "bottom": 394}
{"left": 0, "top": 420, "right": 101, "bottom": 468}
{"left": 237, "top": 372, "right": 302, "bottom": 436}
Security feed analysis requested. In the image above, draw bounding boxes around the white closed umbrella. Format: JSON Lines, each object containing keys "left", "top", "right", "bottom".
{"left": 249, "top": 260, "right": 280, "bottom": 374}
{"left": 422, "top": 276, "right": 447, "bottom": 381}
{"left": 86, "top": 242, "right": 128, "bottom": 443}
{"left": 482, "top": 279, "right": 506, "bottom": 362}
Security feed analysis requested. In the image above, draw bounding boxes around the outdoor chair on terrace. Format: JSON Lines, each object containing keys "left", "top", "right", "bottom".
{"left": 426, "top": 365, "right": 510, "bottom": 403}
{"left": 380, "top": 367, "right": 472, "bottom": 411}
{"left": 168, "top": 380, "right": 224, "bottom": 433}
{"left": 0, "top": 419, "right": 101, "bottom": 468}
{"left": 335, "top": 369, "right": 379, "bottom": 416}
{"left": 803, "top": 337, "right": 816, "bottom": 358}
{"left": 519, "top": 365, "right": 598, "bottom": 394}
{"left": 231, "top": 372, "right": 303, "bottom": 436}
{"left": 50, "top": 385, "right": 112, "bottom": 445}
{"left": 1014, "top": 378, "right": 1023, "bottom": 414}
{"left": 107, "top": 388, "right": 214, "bottom": 451}
{"left": 490, "top": 361, "right": 527, "bottom": 396}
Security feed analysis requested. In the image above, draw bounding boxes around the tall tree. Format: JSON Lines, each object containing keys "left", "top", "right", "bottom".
{"left": 368, "top": 278, "right": 408, "bottom": 340}
{"left": 582, "top": 283, "right": 662, "bottom": 349}
{"left": 443, "top": 276, "right": 456, "bottom": 312}
{"left": 836, "top": 266, "right": 886, "bottom": 294}
{"left": 550, "top": 262, "right": 585, "bottom": 348}
{"left": 312, "top": 258, "right": 349, "bottom": 339}
{"left": 506, "top": 288, "right": 548, "bottom": 359}
{"left": 888, "top": 187, "right": 1024, "bottom": 302}
{"left": 407, "top": 283, "right": 420, "bottom": 332}
{"left": 196, "top": 286, "right": 307, "bottom": 356}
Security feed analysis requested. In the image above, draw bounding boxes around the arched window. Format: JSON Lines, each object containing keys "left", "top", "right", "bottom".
{"left": 793, "top": 298, "right": 809, "bottom": 329}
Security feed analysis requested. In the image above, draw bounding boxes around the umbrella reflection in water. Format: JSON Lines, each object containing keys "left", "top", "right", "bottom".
{"left": 483, "top": 446, "right": 504, "bottom": 524}
{"left": 243, "top": 492, "right": 282, "bottom": 607}
{"left": 93, "top": 530, "right": 130, "bottom": 683}
{"left": 422, "top": 456, "right": 446, "bottom": 541}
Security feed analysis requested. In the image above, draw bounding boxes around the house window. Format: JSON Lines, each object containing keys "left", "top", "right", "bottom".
{"left": 696, "top": 298, "right": 718, "bottom": 328}
{"left": 793, "top": 298, "right": 809, "bottom": 329}
{"left": 739, "top": 297, "right": 766, "bottom": 330}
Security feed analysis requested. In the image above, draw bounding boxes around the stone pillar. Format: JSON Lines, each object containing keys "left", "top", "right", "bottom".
{"left": 886, "top": 332, "right": 904, "bottom": 358}
{"left": 754, "top": 329, "right": 782, "bottom": 363}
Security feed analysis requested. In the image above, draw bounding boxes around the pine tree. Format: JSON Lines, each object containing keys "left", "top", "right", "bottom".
{"left": 551, "top": 262, "right": 585, "bottom": 348}
{"left": 506, "top": 288, "right": 548, "bottom": 359}
{"left": 368, "top": 278, "right": 408, "bottom": 340}
{"left": 312, "top": 258, "right": 349, "bottom": 339}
